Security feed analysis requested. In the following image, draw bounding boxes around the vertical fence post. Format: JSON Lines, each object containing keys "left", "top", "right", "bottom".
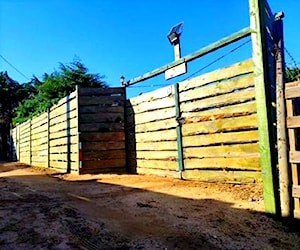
{"left": 274, "top": 13, "right": 291, "bottom": 217}
{"left": 18, "top": 125, "right": 20, "bottom": 162}
{"left": 174, "top": 83, "right": 184, "bottom": 178}
{"left": 29, "top": 119, "right": 32, "bottom": 165}
{"left": 47, "top": 108, "right": 50, "bottom": 168}
{"left": 249, "top": 0, "right": 278, "bottom": 215}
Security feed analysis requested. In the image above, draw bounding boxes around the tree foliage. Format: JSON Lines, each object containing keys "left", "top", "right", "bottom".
{"left": 286, "top": 66, "right": 300, "bottom": 82}
{"left": 13, "top": 60, "right": 107, "bottom": 125}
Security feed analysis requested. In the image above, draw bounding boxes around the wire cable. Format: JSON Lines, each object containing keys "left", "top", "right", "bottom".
{"left": 0, "top": 54, "right": 30, "bottom": 80}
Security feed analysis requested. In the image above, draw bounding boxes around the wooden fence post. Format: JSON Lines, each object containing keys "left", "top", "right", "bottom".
{"left": 274, "top": 13, "right": 291, "bottom": 217}
{"left": 47, "top": 108, "right": 50, "bottom": 168}
{"left": 249, "top": 0, "right": 278, "bottom": 215}
{"left": 29, "top": 119, "right": 32, "bottom": 165}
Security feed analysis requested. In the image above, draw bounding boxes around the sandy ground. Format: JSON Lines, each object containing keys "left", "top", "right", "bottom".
{"left": 0, "top": 162, "right": 299, "bottom": 249}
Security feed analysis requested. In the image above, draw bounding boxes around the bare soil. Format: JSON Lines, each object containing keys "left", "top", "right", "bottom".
{"left": 0, "top": 162, "right": 299, "bottom": 249}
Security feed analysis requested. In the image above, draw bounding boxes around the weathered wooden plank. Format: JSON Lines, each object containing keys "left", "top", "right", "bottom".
{"left": 135, "top": 118, "right": 177, "bottom": 133}
{"left": 135, "top": 129, "right": 177, "bottom": 143}
{"left": 182, "top": 114, "right": 257, "bottom": 136}
{"left": 50, "top": 153, "right": 78, "bottom": 162}
{"left": 290, "top": 151, "right": 300, "bottom": 163}
{"left": 80, "top": 132, "right": 125, "bottom": 142}
{"left": 182, "top": 169, "right": 261, "bottom": 183}
{"left": 287, "top": 116, "right": 300, "bottom": 129}
{"left": 50, "top": 98, "right": 77, "bottom": 119}
{"left": 136, "top": 159, "right": 177, "bottom": 170}
{"left": 179, "top": 59, "right": 253, "bottom": 92}
{"left": 180, "top": 89, "right": 255, "bottom": 113}
{"left": 79, "top": 167, "right": 125, "bottom": 175}
{"left": 31, "top": 136, "right": 48, "bottom": 146}
{"left": 285, "top": 85, "right": 300, "bottom": 99}
{"left": 135, "top": 150, "right": 177, "bottom": 160}
{"left": 83, "top": 150, "right": 125, "bottom": 161}
{"left": 49, "top": 161, "right": 78, "bottom": 171}
{"left": 50, "top": 91, "right": 76, "bottom": 112}
{"left": 130, "top": 95, "right": 175, "bottom": 114}
{"left": 49, "top": 118, "right": 77, "bottom": 133}
{"left": 31, "top": 161, "right": 48, "bottom": 168}
{"left": 82, "top": 159, "right": 125, "bottom": 169}
{"left": 285, "top": 80, "right": 300, "bottom": 90}
{"left": 136, "top": 141, "right": 177, "bottom": 151}
{"left": 31, "top": 113, "right": 48, "bottom": 129}
{"left": 80, "top": 112, "right": 124, "bottom": 123}
{"left": 31, "top": 149, "right": 48, "bottom": 156}
{"left": 50, "top": 108, "right": 77, "bottom": 125}
{"left": 49, "top": 144, "right": 78, "bottom": 154}
{"left": 79, "top": 87, "right": 125, "bottom": 96}
{"left": 80, "top": 105, "right": 124, "bottom": 114}
{"left": 49, "top": 128, "right": 78, "bottom": 140}
{"left": 129, "top": 85, "right": 174, "bottom": 106}
{"left": 136, "top": 167, "right": 177, "bottom": 178}
{"left": 292, "top": 185, "right": 300, "bottom": 198}
{"left": 184, "top": 157, "right": 260, "bottom": 170}
{"left": 185, "top": 129, "right": 239, "bottom": 151}
{"left": 49, "top": 135, "right": 78, "bottom": 147}
{"left": 79, "top": 122, "right": 124, "bottom": 132}
{"left": 180, "top": 74, "right": 254, "bottom": 103}
{"left": 184, "top": 143, "right": 259, "bottom": 158}
{"left": 79, "top": 96, "right": 125, "bottom": 106}
{"left": 130, "top": 107, "right": 176, "bottom": 125}
{"left": 182, "top": 101, "right": 257, "bottom": 122}
{"left": 31, "top": 123, "right": 48, "bottom": 135}
{"left": 82, "top": 141, "right": 125, "bottom": 151}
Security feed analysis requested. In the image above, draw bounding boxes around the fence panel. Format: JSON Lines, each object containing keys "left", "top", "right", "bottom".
{"left": 79, "top": 87, "right": 126, "bottom": 174}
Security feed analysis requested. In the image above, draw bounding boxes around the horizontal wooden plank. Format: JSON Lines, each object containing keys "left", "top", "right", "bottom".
{"left": 80, "top": 112, "right": 124, "bottom": 123}
{"left": 49, "top": 135, "right": 78, "bottom": 147}
{"left": 182, "top": 101, "right": 256, "bottom": 121}
{"left": 50, "top": 91, "right": 77, "bottom": 112}
{"left": 183, "top": 130, "right": 259, "bottom": 147}
{"left": 290, "top": 151, "right": 300, "bottom": 163}
{"left": 82, "top": 141, "right": 125, "bottom": 151}
{"left": 49, "top": 118, "right": 77, "bottom": 133}
{"left": 129, "top": 95, "right": 175, "bottom": 114}
{"left": 50, "top": 153, "right": 78, "bottom": 162}
{"left": 285, "top": 85, "right": 300, "bottom": 100}
{"left": 180, "top": 89, "right": 255, "bottom": 113}
{"left": 180, "top": 74, "right": 254, "bottom": 103}
{"left": 31, "top": 161, "right": 48, "bottom": 168}
{"left": 135, "top": 129, "right": 177, "bottom": 143}
{"left": 135, "top": 118, "right": 177, "bottom": 133}
{"left": 79, "top": 96, "right": 125, "bottom": 106}
{"left": 80, "top": 132, "right": 125, "bottom": 142}
{"left": 182, "top": 169, "right": 261, "bottom": 183}
{"left": 82, "top": 158, "right": 125, "bottom": 169}
{"left": 292, "top": 185, "right": 300, "bottom": 198}
{"left": 184, "top": 143, "right": 259, "bottom": 158}
{"left": 49, "top": 161, "right": 78, "bottom": 171}
{"left": 31, "top": 149, "right": 48, "bottom": 157}
{"left": 184, "top": 157, "right": 260, "bottom": 170}
{"left": 182, "top": 114, "right": 257, "bottom": 136}
{"left": 50, "top": 108, "right": 77, "bottom": 125}
{"left": 79, "top": 87, "right": 125, "bottom": 96}
{"left": 79, "top": 122, "right": 124, "bottom": 132}
{"left": 79, "top": 167, "right": 125, "bottom": 175}
{"left": 83, "top": 150, "right": 125, "bottom": 161}
{"left": 287, "top": 116, "right": 300, "bottom": 129}
{"left": 136, "top": 167, "right": 178, "bottom": 178}
{"left": 32, "top": 156, "right": 48, "bottom": 162}
{"left": 129, "top": 85, "right": 174, "bottom": 106}
{"left": 130, "top": 107, "right": 176, "bottom": 125}
{"left": 31, "top": 113, "right": 48, "bottom": 129}
{"left": 80, "top": 105, "right": 124, "bottom": 114}
{"left": 49, "top": 144, "right": 78, "bottom": 154}
{"left": 31, "top": 138, "right": 48, "bottom": 147}
{"left": 286, "top": 80, "right": 300, "bottom": 90}
{"left": 31, "top": 123, "right": 48, "bottom": 135}
{"left": 135, "top": 150, "right": 177, "bottom": 160}
{"left": 135, "top": 159, "right": 177, "bottom": 170}
{"left": 136, "top": 141, "right": 177, "bottom": 151}
{"left": 49, "top": 128, "right": 78, "bottom": 140}
{"left": 179, "top": 59, "right": 253, "bottom": 92}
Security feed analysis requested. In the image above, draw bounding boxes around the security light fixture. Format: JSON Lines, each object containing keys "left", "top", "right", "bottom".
{"left": 167, "top": 22, "right": 183, "bottom": 45}
{"left": 167, "top": 22, "right": 184, "bottom": 61}
{"left": 120, "top": 75, "right": 125, "bottom": 86}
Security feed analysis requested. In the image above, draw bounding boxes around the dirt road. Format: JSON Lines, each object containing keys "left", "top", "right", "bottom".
{"left": 0, "top": 162, "right": 299, "bottom": 249}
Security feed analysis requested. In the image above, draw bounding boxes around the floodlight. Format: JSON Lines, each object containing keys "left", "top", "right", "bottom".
{"left": 120, "top": 75, "right": 125, "bottom": 85}
{"left": 167, "top": 22, "right": 183, "bottom": 45}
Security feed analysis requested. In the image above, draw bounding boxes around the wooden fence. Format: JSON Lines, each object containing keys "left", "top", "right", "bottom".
{"left": 285, "top": 81, "right": 300, "bottom": 218}
{"left": 127, "top": 59, "right": 261, "bottom": 183}
{"left": 11, "top": 87, "right": 126, "bottom": 174}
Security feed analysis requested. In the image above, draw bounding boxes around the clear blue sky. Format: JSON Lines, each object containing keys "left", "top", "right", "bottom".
{"left": 1, "top": 0, "right": 299, "bottom": 98}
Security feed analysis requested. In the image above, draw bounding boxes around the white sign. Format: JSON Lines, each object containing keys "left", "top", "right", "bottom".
{"left": 165, "top": 62, "right": 187, "bottom": 80}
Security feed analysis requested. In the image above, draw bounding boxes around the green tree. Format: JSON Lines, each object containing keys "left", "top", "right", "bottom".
{"left": 286, "top": 66, "right": 300, "bottom": 82}
{"left": 13, "top": 59, "right": 107, "bottom": 124}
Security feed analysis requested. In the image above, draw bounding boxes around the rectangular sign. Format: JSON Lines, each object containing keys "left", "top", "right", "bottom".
{"left": 165, "top": 62, "right": 187, "bottom": 80}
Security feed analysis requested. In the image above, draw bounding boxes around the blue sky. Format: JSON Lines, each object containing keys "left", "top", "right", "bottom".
{"left": 1, "top": 0, "right": 299, "bottom": 98}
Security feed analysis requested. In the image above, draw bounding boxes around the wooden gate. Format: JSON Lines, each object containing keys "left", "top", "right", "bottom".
{"left": 285, "top": 81, "right": 300, "bottom": 218}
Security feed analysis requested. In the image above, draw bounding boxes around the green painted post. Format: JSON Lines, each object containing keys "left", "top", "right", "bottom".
{"left": 249, "top": 0, "right": 278, "bottom": 215}
{"left": 174, "top": 83, "right": 184, "bottom": 177}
